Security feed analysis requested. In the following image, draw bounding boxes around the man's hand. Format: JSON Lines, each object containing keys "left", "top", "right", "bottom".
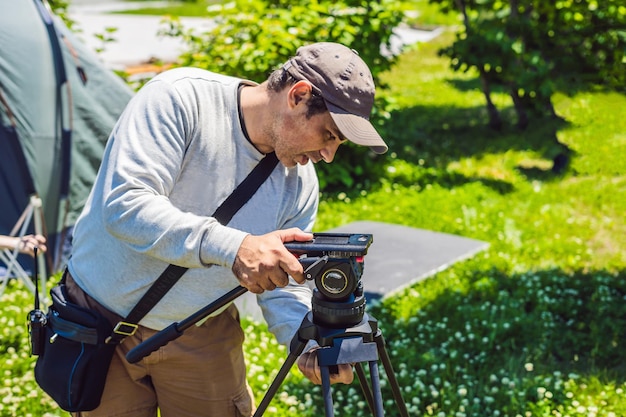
{"left": 232, "top": 228, "right": 313, "bottom": 293}
{"left": 297, "top": 349, "right": 354, "bottom": 385}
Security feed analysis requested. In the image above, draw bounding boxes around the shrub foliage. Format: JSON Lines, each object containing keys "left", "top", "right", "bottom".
{"left": 159, "top": 0, "right": 405, "bottom": 191}
{"left": 430, "top": 0, "right": 626, "bottom": 129}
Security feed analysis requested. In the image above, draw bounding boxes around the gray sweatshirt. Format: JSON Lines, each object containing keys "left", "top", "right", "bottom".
{"left": 67, "top": 68, "right": 318, "bottom": 346}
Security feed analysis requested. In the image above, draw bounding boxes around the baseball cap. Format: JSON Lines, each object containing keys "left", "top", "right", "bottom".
{"left": 282, "top": 42, "right": 388, "bottom": 154}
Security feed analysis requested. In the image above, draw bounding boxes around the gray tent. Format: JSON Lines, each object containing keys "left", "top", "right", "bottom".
{"left": 0, "top": 0, "right": 133, "bottom": 274}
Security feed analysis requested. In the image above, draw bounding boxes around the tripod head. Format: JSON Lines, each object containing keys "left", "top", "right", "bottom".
{"left": 126, "top": 233, "right": 373, "bottom": 363}
{"left": 285, "top": 233, "right": 372, "bottom": 329}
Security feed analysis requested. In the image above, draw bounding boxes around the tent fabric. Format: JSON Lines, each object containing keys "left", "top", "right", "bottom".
{"left": 0, "top": 0, "right": 133, "bottom": 271}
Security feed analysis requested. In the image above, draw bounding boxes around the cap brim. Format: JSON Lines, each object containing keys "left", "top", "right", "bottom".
{"left": 326, "top": 102, "right": 388, "bottom": 154}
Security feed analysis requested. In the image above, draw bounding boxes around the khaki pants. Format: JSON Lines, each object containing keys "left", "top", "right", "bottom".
{"left": 66, "top": 273, "right": 254, "bottom": 417}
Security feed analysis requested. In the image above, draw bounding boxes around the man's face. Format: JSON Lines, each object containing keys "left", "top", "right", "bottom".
{"left": 269, "top": 108, "right": 347, "bottom": 168}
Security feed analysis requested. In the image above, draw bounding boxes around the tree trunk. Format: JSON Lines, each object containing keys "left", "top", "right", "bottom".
{"left": 455, "top": 0, "right": 502, "bottom": 129}
{"left": 454, "top": 0, "right": 470, "bottom": 29}
{"left": 509, "top": 87, "right": 529, "bottom": 129}
{"left": 479, "top": 70, "right": 502, "bottom": 130}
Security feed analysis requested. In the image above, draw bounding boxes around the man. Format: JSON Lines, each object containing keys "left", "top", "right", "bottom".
{"left": 65, "top": 42, "right": 387, "bottom": 416}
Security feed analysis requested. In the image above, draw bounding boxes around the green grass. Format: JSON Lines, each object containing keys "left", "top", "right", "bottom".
{"left": 2, "top": 7, "right": 626, "bottom": 417}
{"left": 110, "top": 0, "right": 462, "bottom": 25}
{"left": 309, "top": 34, "right": 626, "bottom": 416}
{"left": 111, "top": 0, "right": 220, "bottom": 16}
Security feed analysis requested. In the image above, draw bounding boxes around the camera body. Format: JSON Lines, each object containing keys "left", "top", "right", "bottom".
{"left": 285, "top": 233, "right": 372, "bottom": 328}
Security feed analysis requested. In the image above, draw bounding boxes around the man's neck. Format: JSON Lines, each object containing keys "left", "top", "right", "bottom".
{"left": 239, "top": 83, "right": 275, "bottom": 155}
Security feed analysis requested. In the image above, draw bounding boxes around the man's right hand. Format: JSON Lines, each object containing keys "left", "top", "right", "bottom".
{"left": 232, "top": 228, "right": 313, "bottom": 293}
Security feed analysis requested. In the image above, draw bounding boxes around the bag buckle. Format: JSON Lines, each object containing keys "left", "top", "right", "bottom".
{"left": 113, "top": 321, "right": 138, "bottom": 336}
{"left": 104, "top": 321, "right": 139, "bottom": 345}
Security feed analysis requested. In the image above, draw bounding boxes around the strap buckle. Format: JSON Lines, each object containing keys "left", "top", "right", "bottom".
{"left": 105, "top": 321, "right": 139, "bottom": 344}
{"left": 112, "top": 321, "right": 138, "bottom": 337}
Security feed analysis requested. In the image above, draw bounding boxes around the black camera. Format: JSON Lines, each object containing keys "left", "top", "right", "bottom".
{"left": 285, "top": 233, "right": 372, "bottom": 328}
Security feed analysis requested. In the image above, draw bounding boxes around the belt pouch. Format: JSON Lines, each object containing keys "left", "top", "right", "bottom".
{"left": 34, "top": 282, "right": 116, "bottom": 412}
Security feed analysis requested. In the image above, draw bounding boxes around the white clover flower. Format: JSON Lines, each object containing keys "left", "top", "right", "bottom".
{"left": 537, "top": 386, "right": 546, "bottom": 399}
{"left": 524, "top": 362, "right": 534, "bottom": 372}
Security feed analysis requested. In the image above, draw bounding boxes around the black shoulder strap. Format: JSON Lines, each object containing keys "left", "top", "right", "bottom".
{"left": 107, "top": 152, "right": 279, "bottom": 343}
{"left": 213, "top": 152, "right": 278, "bottom": 224}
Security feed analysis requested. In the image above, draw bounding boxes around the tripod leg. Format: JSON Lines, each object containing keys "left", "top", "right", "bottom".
{"left": 354, "top": 362, "right": 375, "bottom": 414}
{"left": 374, "top": 331, "right": 410, "bottom": 417}
{"left": 368, "top": 360, "right": 385, "bottom": 417}
{"left": 320, "top": 365, "right": 335, "bottom": 417}
{"left": 253, "top": 338, "right": 307, "bottom": 417}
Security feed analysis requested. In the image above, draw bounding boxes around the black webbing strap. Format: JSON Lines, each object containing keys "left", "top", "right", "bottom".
{"left": 107, "top": 152, "right": 279, "bottom": 343}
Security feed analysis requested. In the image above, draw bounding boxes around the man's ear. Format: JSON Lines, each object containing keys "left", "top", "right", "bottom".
{"left": 288, "top": 80, "right": 313, "bottom": 108}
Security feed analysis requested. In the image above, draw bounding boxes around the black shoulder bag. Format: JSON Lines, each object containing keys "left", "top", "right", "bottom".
{"left": 31, "top": 153, "right": 279, "bottom": 412}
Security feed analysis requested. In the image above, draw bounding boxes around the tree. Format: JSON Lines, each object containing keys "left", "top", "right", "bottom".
{"left": 430, "top": 0, "right": 626, "bottom": 129}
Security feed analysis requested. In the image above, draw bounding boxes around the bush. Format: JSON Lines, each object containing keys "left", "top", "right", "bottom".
{"left": 160, "top": 0, "right": 405, "bottom": 191}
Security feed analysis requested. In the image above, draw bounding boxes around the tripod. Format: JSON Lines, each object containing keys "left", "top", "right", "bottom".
{"left": 254, "top": 310, "right": 409, "bottom": 417}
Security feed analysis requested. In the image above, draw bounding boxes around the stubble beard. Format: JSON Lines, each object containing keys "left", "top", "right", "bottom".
{"left": 265, "top": 111, "right": 300, "bottom": 168}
